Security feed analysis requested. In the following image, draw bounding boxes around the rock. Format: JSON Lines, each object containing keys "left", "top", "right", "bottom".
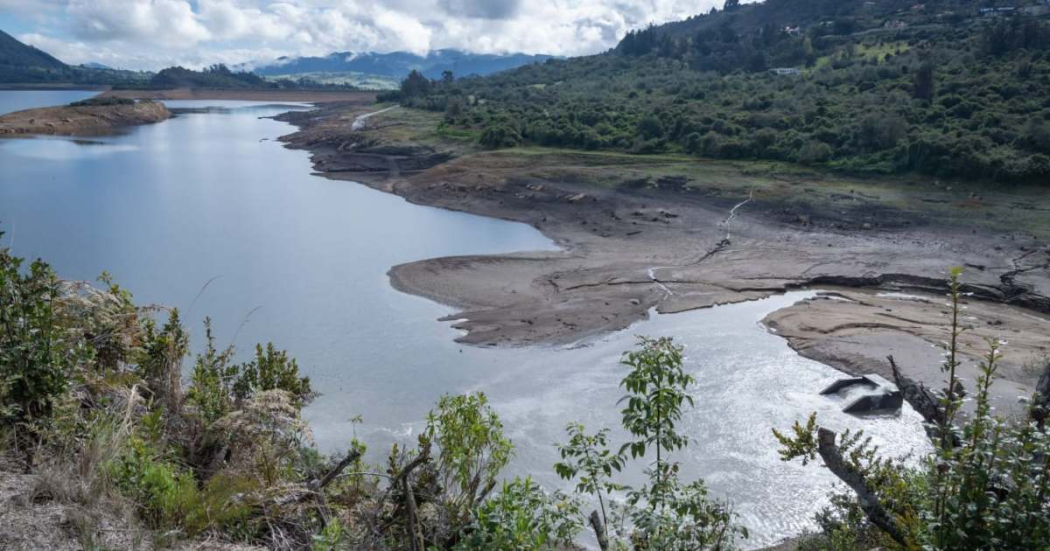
{"left": 629, "top": 299, "right": 641, "bottom": 305}
{"left": 862, "top": 222, "right": 873, "bottom": 230}
{"left": 797, "top": 214, "right": 811, "bottom": 225}
{"left": 821, "top": 374, "right": 903, "bottom": 414}
{"left": 567, "top": 193, "right": 587, "bottom": 203}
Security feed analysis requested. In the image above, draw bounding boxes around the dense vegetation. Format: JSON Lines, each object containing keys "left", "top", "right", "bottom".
{"left": 404, "top": 0, "right": 1050, "bottom": 184}
{"left": 0, "top": 238, "right": 744, "bottom": 550}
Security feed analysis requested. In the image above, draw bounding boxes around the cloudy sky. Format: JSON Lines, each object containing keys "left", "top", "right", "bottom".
{"left": 0, "top": 0, "right": 736, "bottom": 70}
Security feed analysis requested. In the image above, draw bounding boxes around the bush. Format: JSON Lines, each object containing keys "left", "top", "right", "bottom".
{"left": 797, "top": 140, "right": 833, "bottom": 164}
{"left": 454, "top": 477, "right": 582, "bottom": 550}
{"left": 0, "top": 242, "right": 87, "bottom": 433}
{"left": 109, "top": 436, "right": 197, "bottom": 529}
{"left": 69, "top": 97, "right": 135, "bottom": 107}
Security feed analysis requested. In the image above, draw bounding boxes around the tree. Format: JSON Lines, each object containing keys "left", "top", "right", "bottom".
{"left": 400, "top": 70, "right": 433, "bottom": 98}
{"left": 618, "top": 337, "right": 694, "bottom": 507}
{"left": 555, "top": 424, "right": 624, "bottom": 542}
{"left": 913, "top": 63, "right": 935, "bottom": 101}
{"left": 637, "top": 115, "right": 665, "bottom": 141}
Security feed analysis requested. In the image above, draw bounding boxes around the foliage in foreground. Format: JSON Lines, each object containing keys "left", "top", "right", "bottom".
{"left": 774, "top": 267, "right": 1050, "bottom": 550}
{"left": 0, "top": 238, "right": 742, "bottom": 549}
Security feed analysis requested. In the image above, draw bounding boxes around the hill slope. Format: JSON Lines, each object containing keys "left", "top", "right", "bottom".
{"left": 0, "top": 29, "right": 75, "bottom": 82}
{"left": 408, "top": 0, "right": 1050, "bottom": 184}
{"left": 0, "top": 29, "right": 67, "bottom": 69}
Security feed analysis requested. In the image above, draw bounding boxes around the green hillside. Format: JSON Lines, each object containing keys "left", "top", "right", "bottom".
{"left": 406, "top": 0, "right": 1050, "bottom": 184}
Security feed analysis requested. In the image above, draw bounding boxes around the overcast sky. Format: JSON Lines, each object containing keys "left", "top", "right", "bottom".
{"left": 0, "top": 0, "right": 738, "bottom": 70}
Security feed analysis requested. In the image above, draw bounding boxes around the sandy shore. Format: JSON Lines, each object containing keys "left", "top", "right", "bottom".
{"left": 101, "top": 88, "right": 377, "bottom": 103}
{"left": 276, "top": 102, "right": 1050, "bottom": 414}
{"left": 0, "top": 100, "right": 170, "bottom": 135}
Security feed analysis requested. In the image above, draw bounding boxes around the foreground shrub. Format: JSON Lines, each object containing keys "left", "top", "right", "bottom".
{"left": 455, "top": 477, "right": 582, "bottom": 550}
{"left": 0, "top": 237, "right": 88, "bottom": 434}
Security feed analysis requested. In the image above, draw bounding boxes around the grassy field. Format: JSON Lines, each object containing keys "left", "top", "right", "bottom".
{"left": 813, "top": 40, "right": 910, "bottom": 69}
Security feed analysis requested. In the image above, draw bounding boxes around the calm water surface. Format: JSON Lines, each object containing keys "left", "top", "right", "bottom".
{"left": 0, "top": 89, "right": 98, "bottom": 114}
{"left": 0, "top": 94, "right": 930, "bottom": 547}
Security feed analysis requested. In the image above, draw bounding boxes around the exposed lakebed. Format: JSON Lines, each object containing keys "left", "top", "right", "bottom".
{"left": 0, "top": 94, "right": 930, "bottom": 547}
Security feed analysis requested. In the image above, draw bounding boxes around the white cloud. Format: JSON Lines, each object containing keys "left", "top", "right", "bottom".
{"left": 7, "top": 0, "right": 742, "bottom": 70}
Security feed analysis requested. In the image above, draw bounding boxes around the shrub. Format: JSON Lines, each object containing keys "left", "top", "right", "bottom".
{"left": 109, "top": 436, "right": 197, "bottom": 529}
{"left": 454, "top": 477, "right": 582, "bottom": 550}
{"left": 232, "top": 342, "right": 313, "bottom": 407}
{"left": 0, "top": 242, "right": 88, "bottom": 434}
{"left": 426, "top": 392, "right": 513, "bottom": 515}
{"left": 797, "top": 140, "right": 833, "bottom": 164}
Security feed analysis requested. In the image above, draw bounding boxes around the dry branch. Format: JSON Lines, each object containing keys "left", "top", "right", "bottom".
{"left": 816, "top": 428, "right": 908, "bottom": 547}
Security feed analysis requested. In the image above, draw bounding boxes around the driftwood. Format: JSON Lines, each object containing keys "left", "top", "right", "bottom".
{"left": 889, "top": 355, "right": 962, "bottom": 448}
{"left": 817, "top": 428, "right": 908, "bottom": 547}
{"left": 589, "top": 510, "right": 610, "bottom": 551}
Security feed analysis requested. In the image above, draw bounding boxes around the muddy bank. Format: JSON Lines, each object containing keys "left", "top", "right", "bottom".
{"left": 765, "top": 288, "right": 1050, "bottom": 416}
{"left": 0, "top": 100, "right": 170, "bottom": 135}
{"left": 277, "top": 102, "right": 1050, "bottom": 409}
{"left": 102, "top": 88, "right": 376, "bottom": 103}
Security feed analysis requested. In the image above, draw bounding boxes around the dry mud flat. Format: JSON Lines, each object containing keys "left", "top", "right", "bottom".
{"left": 278, "top": 103, "right": 1050, "bottom": 414}
{"left": 765, "top": 289, "right": 1050, "bottom": 415}
{"left": 0, "top": 100, "right": 170, "bottom": 135}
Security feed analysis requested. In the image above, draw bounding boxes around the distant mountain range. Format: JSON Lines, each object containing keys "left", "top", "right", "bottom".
{"left": 247, "top": 49, "right": 557, "bottom": 81}
{"left": 0, "top": 28, "right": 553, "bottom": 90}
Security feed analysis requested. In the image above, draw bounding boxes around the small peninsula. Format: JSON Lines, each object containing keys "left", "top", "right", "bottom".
{"left": 0, "top": 97, "right": 170, "bottom": 136}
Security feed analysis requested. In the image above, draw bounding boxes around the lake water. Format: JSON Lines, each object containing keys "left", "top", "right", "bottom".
{"left": 0, "top": 89, "right": 98, "bottom": 114}
{"left": 0, "top": 92, "right": 931, "bottom": 547}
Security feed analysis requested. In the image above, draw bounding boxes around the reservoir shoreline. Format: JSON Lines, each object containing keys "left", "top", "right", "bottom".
{"left": 276, "top": 101, "right": 1050, "bottom": 415}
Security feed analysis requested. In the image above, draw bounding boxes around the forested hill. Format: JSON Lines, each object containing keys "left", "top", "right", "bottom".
{"left": 0, "top": 29, "right": 151, "bottom": 86}
{"left": 0, "top": 29, "right": 73, "bottom": 82}
{"left": 403, "top": 0, "right": 1050, "bottom": 184}
{"left": 0, "top": 29, "right": 66, "bottom": 70}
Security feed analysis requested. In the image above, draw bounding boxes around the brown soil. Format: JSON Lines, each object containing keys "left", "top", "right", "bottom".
{"left": 0, "top": 101, "right": 170, "bottom": 136}
{"left": 277, "top": 102, "right": 1050, "bottom": 412}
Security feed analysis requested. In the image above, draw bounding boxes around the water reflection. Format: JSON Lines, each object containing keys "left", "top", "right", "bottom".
{"left": 0, "top": 135, "right": 139, "bottom": 160}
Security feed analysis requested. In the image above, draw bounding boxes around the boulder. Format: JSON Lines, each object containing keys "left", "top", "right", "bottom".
{"left": 821, "top": 374, "right": 903, "bottom": 414}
